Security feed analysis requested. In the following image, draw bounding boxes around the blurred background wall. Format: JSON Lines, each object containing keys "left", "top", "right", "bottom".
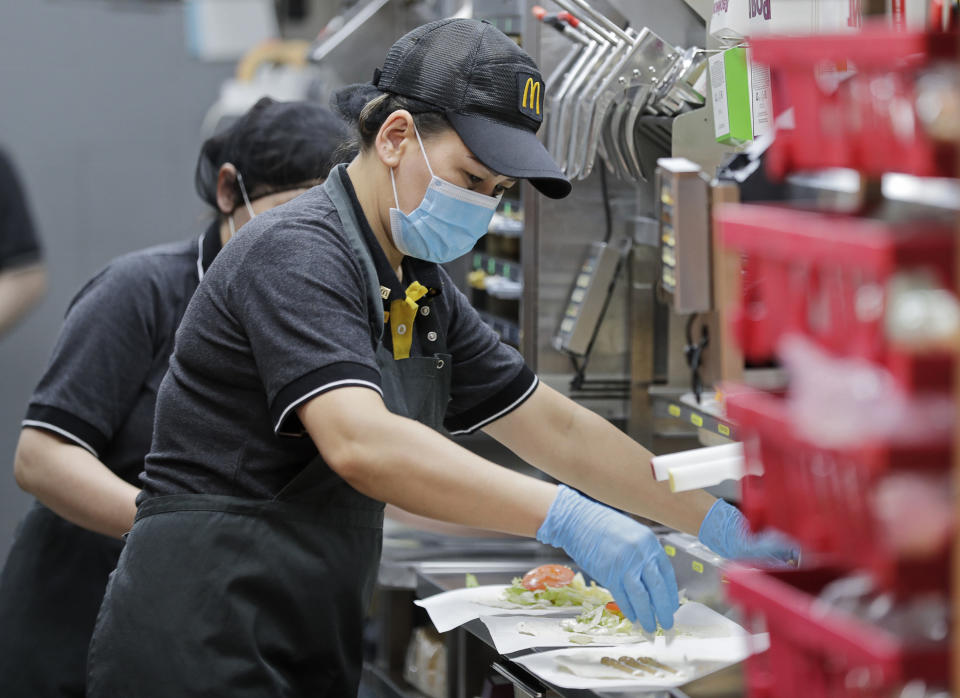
{"left": 0, "top": 0, "right": 235, "bottom": 561}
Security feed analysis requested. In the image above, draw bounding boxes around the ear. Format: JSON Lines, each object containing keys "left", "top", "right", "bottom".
{"left": 374, "top": 110, "right": 415, "bottom": 169}
{"left": 216, "top": 163, "right": 239, "bottom": 215}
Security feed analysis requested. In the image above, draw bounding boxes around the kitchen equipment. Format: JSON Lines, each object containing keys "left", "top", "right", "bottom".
{"left": 536, "top": 1, "right": 707, "bottom": 182}
{"left": 553, "top": 240, "right": 625, "bottom": 357}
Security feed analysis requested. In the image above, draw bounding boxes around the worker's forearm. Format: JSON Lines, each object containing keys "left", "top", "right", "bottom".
{"left": 14, "top": 428, "right": 139, "bottom": 539}
{"left": 384, "top": 504, "right": 517, "bottom": 538}
{"left": 0, "top": 263, "right": 46, "bottom": 335}
{"left": 306, "top": 403, "right": 558, "bottom": 537}
{"left": 550, "top": 404, "right": 716, "bottom": 535}
{"left": 355, "top": 418, "right": 556, "bottom": 536}
{"left": 486, "top": 385, "right": 715, "bottom": 536}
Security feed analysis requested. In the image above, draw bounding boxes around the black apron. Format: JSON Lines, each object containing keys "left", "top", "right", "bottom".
{"left": 0, "top": 503, "right": 123, "bottom": 697}
{"left": 86, "top": 171, "right": 453, "bottom": 698}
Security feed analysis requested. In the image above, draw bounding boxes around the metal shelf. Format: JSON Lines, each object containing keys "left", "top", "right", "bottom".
{"left": 487, "top": 216, "right": 524, "bottom": 238}
{"left": 651, "top": 390, "right": 738, "bottom": 441}
{"left": 470, "top": 253, "right": 522, "bottom": 283}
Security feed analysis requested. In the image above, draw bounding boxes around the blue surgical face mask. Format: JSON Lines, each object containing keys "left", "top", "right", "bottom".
{"left": 227, "top": 170, "right": 257, "bottom": 238}
{"left": 389, "top": 125, "right": 500, "bottom": 264}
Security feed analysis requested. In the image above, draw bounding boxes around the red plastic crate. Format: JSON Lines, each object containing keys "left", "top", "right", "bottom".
{"left": 725, "top": 566, "right": 948, "bottom": 698}
{"left": 750, "top": 25, "right": 959, "bottom": 178}
{"left": 717, "top": 203, "right": 955, "bottom": 391}
{"left": 726, "top": 387, "right": 950, "bottom": 595}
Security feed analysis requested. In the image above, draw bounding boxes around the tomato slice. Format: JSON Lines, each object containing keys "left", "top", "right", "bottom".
{"left": 605, "top": 601, "right": 623, "bottom": 616}
{"left": 521, "top": 564, "right": 575, "bottom": 591}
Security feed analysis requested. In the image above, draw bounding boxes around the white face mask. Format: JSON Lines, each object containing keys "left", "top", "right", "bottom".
{"left": 227, "top": 170, "right": 257, "bottom": 237}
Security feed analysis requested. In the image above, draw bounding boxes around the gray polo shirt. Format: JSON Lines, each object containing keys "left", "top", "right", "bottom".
{"left": 140, "top": 166, "right": 537, "bottom": 501}
{"left": 23, "top": 225, "right": 221, "bottom": 485}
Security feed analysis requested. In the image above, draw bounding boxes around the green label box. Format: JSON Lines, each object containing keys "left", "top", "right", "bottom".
{"left": 709, "top": 46, "right": 752, "bottom": 145}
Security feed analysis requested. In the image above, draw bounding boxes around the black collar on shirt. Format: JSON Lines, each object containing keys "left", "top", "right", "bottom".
{"left": 201, "top": 220, "right": 223, "bottom": 275}
{"left": 337, "top": 164, "right": 443, "bottom": 306}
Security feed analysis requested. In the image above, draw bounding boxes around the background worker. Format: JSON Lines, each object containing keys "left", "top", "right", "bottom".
{"left": 0, "top": 99, "right": 349, "bottom": 698}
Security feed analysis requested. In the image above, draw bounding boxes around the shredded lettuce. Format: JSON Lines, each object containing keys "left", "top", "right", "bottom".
{"left": 465, "top": 573, "right": 479, "bottom": 588}
{"left": 560, "top": 605, "right": 636, "bottom": 636}
{"left": 560, "top": 606, "right": 674, "bottom": 637}
{"left": 568, "top": 634, "right": 595, "bottom": 644}
{"left": 500, "top": 572, "right": 613, "bottom": 608}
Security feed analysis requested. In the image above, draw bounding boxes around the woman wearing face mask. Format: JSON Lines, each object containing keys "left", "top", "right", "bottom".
{"left": 87, "top": 20, "right": 795, "bottom": 698}
{"left": 0, "top": 98, "right": 348, "bottom": 698}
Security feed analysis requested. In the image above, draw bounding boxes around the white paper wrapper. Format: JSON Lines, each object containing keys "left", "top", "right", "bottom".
{"left": 512, "top": 632, "right": 770, "bottom": 691}
{"left": 480, "top": 601, "right": 746, "bottom": 655}
{"left": 414, "top": 585, "right": 583, "bottom": 634}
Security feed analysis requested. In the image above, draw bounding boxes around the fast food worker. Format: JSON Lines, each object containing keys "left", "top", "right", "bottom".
{"left": 87, "top": 19, "right": 795, "bottom": 698}
{"left": 0, "top": 98, "right": 348, "bottom": 698}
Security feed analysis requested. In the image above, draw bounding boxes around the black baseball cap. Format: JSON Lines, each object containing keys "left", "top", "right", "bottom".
{"left": 373, "top": 18, "right": 571, "bottom": 199}
{"left": 195, "top": 98, "right": 351, "bottom": 209}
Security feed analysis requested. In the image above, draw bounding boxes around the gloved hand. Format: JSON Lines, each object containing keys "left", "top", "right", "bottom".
{"left": 536, "top": 485, "right": 679, "bottom": 632}
{"left": 698, "top": 499, "right": 799, "bottom": 565}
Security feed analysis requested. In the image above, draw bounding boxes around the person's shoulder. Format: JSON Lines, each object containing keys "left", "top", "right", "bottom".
{"left": 255, "top": 184, "right": 342, "bottom": 239}
{"left": 431, "top": 264, "right": 463, "bottom": 305}
{"left": 233, "top": 186, "right": 354, "bottom": 267}
{"left": 433, "top": 263, "right": 455, "bottom": 288}
{"left": 104, "top": 237, "right": 197, "bottom": 283}
{"left": 68, "top": 238, "right": 197, "bottom": 311}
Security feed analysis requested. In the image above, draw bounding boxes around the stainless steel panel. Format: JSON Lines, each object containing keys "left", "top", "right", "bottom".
{"left": 657, "top": 160, "right": 712, "bottom": 314}
{"left": 627, "top": 239, "right": 659, "bottom": 445}
{"left": 525, "top": 0, "right": 709, "bottom": 392}
{"left": 671, "top": 87, "right": 743, "bottom": 176}
{"left": 553, "top": 241, "right": 625, "bottom": 356}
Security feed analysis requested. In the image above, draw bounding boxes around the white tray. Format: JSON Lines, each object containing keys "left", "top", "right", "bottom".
{"left": 480, "top": 601, "right": 746, "bottom": 655}
{"left": 415, "top": 584, "right": 585, "bottom": 633}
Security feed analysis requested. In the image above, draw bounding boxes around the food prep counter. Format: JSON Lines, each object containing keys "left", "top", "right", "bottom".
{"left": 364, "top": 524, "right": 745, "bottom": 698}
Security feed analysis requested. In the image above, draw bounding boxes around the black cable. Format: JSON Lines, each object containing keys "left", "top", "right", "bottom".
{"left": 566, "top": 160, "right": 617, "bottom": 392}
{"left": 599, "top": 157, "right": 613, "bottom": 244}
{"left": 683, "top": 314, "right": 710, "bottom": 404}
{"left": 569, "top": 354, "right": 585, "bottom": 391}
{"left": 684, "top": 314, "right": 696, "bottom": 348}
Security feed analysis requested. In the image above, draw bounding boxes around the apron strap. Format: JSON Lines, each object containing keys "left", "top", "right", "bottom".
{"left": 323, "top": 168, "right": 384, "bottom": 343}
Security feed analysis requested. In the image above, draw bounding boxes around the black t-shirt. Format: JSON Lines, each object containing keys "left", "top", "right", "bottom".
{"left": 0, "top": 149, "right": 41, "bottom": 272}
{"left": 23, "top": 225, "right": 221, "bottom": 485}
{"left": 140, "top": 166, "right": 537, "bottom": 501}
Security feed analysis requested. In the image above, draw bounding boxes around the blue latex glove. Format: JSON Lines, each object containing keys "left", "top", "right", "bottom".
{"left": 536, "top": 485, "right": 679, "bottom": 632}
{"left": 698, "top": 499, "right": 799, "bottom": 565}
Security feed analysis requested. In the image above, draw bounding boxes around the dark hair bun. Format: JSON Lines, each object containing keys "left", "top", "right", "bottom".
{"left": 331, "top": 83, "right": 385, "bottom": 123}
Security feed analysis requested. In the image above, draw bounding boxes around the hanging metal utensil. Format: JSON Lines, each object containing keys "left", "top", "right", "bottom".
{"left": 651, "top": 47, "right": 707, "bottom": 116}
{"left": 566, "top": 29, "right": 635, "bottom": 177}
{"left": 549, "top": 0, "right": 632, "bottom": 175}
{"left": 555, "top": 40, "right": 612, "bottom": 172}
{"left": 532, "top": 5, "right": 596, "bottom": 164}
{"left": 609, "top": 85, "right": 646, "bottom": 179}
{"left": 579, "top": 29, "right": 673, "bottom": 179}
{"left": 566, "top": 0, "right": 633, "bottom": 44}
{"left": 540, "top": 1, "right": 710, "bottom": 183}
{"left": 544, "top": 43, "right": 588, "bottom": 148}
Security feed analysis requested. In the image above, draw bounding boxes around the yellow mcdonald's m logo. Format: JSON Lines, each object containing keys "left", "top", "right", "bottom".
{"left": 522, "top": 77, "right": 541, "bottom": 115}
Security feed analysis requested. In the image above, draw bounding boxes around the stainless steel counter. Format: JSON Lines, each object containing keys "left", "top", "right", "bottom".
{"left": 366, "top": 527, "right": 746, "bottom": 698}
